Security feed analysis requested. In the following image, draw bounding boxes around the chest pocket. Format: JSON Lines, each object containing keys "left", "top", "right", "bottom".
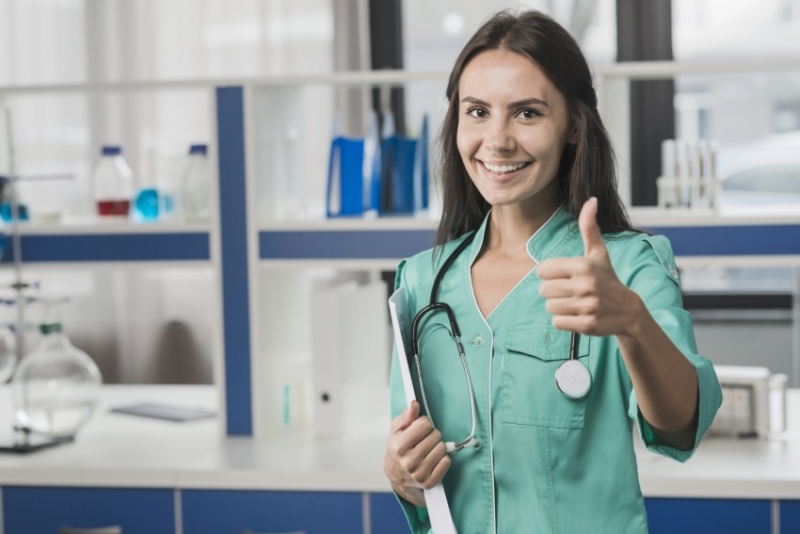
{"left": 499, "top": 323, "right": 591, "bottom": 429}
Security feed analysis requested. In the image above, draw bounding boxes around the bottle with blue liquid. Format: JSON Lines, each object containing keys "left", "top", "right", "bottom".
{"left": 0, "top": 178, "right": 29, "bottom": 223}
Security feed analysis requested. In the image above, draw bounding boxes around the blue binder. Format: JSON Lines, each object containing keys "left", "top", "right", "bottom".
{"left": 326, "top": 136, "right": 364, "bottom": 217}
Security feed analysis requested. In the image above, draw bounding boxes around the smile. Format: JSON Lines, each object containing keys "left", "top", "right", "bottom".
{"left": 480, "top": 160, "right": 532, "bottom": 174}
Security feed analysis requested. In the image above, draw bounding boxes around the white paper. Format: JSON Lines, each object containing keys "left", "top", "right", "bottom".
{"left": 389, "top": 287, "right": 458, "bottom": 534}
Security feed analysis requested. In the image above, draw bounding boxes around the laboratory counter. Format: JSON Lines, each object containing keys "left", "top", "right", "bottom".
{"left": 1, "top": 385, "right": 799, "bottom": 533}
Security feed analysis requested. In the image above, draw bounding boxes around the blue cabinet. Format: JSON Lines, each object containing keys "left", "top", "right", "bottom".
{"left": 370, "top": 492, "right": 409, "bottom": 534}
{"left": 181, "top": 489, "right": 363, "bottom": 534}
{"left": 2, "top": 486, "right": 175, "bottom": 534}
{"left": 645, "top": 498, "right": 772, "bottom": 534}
{"left": 781, "top": 500, "right": 800, "bottom": 532}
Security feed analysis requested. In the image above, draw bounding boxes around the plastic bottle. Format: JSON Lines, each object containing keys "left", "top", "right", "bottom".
{"left": 92, "top": 145, "right": 134, "bottom": 218}
{"left": 182, "top": 144, "right": 211, "bottom": 222}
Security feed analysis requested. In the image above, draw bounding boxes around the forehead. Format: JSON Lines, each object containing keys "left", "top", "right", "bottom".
{"left": 458, "top": 49, "right": 562, "bottom": 104}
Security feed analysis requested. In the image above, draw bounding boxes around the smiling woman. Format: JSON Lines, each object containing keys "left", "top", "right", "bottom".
{"left": 382, "top": 9, "right": 722, "bottom": 534}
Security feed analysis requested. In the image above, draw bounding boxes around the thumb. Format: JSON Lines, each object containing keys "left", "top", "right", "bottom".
{"left": 579, "top": 197, "right": 607, "bottom": 258}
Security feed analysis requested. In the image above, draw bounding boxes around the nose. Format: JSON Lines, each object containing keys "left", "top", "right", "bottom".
{"left": 484, "top": 118, "right": 515, "bottom": 153}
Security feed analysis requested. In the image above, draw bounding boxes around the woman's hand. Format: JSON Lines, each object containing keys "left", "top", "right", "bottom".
{"left": 537, "top": 197, "right": 644, "bottom": 339}
{"left": 383, "top": 400, "right": 451, "bottom": 508}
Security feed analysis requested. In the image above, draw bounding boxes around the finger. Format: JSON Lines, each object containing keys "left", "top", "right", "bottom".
{"left": 423, "top": 454, "right": 452, "bottom": 490}
{"left": 540, "top": 279, "right": 580, "bottom": 299}
{"left": 579, "top": 197, "right": 608, "bottom": 259}
{"left": 401, "top": 428, "right": 444, "bottom": 482}
{"left": 546, "top": 296, "right": 600, "bottom": 316}
{"left": 411, "top": 439, "right": 447, "bottom": 483}
{"left": 419, "top": 444, "right": 451, "bottom": 489}
{"left": 411, "top": 425, "right": 444, "bottom": 458}
{"left": 397, "top": 416, "right": 435, "bottom": 453}
{"left": 552, "top": 314, "right": 597, "bottom": 334}
{"left": 391, "top": 400, "right": 420, "bottom": 434}
{"left": 537, "top": 257, "right": 591, "bottom": 280}
{"left": 402, "top": 427, "right": 443, "bottom": 475}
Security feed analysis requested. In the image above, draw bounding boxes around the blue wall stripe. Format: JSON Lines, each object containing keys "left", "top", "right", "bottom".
{"left": 259, "top": 225, "right": 800, "bottom": 260}
{"left": 217, "top": 86, "right": 252, "bottom": 436}
{"left": 647, "top": 224, "right": 800, "bottom": 256}
{"left": 260, "top": 229, "right": 436, "bottom": 260}
{"left": 0, "top": 233, "right": 209, "bottom": 263}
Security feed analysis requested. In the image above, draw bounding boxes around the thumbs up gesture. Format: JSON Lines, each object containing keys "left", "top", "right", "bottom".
{"left": 537, "top": 197, "right": 640, "bottom": 338}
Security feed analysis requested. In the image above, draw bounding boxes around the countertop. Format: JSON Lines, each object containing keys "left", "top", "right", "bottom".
{"left": 0, "top": 385, "right": 798, "bottom": 498}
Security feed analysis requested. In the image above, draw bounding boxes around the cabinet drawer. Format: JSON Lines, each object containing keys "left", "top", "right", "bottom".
{"left": 182, "top": 490, "right": 362, "bottom": 534}
{"left": 369, "top": 493, "right": 409, "bottom": 534}
{"left": 2, "top": 486, "right": 175, "bottom": 534}
{"left": 645, "top": 498, "right": 771, "bottom": 534}
{"left": 781, "top": 500, "right": 800, "bottom": 532}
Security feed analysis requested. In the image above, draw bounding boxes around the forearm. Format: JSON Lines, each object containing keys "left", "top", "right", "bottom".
{"left": 392, "top": 481, "right": 427, "bottom": 508}
{"left": 617, "top": 292, "right": 699, "bottom": 449}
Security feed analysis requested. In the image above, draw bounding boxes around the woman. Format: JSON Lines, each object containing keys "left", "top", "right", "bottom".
{"left": 382, "top": 9, "right": 721, "bottom": 534}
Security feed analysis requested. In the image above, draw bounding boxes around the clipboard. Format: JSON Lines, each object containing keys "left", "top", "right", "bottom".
{"left": 389, "top": 287, "right": 458, "bottom": 534}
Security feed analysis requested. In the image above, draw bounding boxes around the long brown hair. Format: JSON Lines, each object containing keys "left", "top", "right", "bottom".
{"left": 434, "top": 9, "right": 636, "bottom": 247}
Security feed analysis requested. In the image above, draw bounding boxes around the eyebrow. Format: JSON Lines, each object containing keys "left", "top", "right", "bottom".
{"left": 461, "top": 96, "right": 550, "bottom": 108}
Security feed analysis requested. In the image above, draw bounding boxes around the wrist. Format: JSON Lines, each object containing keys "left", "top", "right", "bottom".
{"left": 619, "top": 290, "right": 647, "bottom": 341}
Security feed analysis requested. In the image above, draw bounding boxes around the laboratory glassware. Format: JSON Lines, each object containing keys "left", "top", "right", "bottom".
{"left": 92, "top": 145, "right": 134, "bottom": 218}
{"left": 182, "top": 144, "right": 210, "bottom": 222}
{"left": 133, "top": 186, "right": 160, "bottom": 222}
{"left": 12, "top": 301, "right": 102, "bottom": 438}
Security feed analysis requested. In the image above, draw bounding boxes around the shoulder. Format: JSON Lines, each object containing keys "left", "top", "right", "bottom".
{"left": 394, "top": 232, "right": 472, "bottom": 291}
{"left": 604, "top": 231, "right": 681, "bottom": 287}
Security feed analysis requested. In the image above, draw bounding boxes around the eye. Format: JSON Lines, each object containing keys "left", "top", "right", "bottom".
{"left": 466, "top": 107, "right": 488, "bottom": 119}
{"left": 517, "top": 108, "right": 541, "bottom": 120}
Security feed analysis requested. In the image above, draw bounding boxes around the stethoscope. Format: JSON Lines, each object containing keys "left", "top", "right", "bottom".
{"left": 409, "top": 231, "right": 592, "bottom": 454}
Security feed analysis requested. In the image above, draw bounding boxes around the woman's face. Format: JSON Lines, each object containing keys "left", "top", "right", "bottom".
{"left": 456, "top": 49, "right": 573, "bottom": 210}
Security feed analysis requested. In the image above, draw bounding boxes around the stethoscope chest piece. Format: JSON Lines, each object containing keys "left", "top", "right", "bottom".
{"left": 555, "top": 359, "right": 591, "bottom": 399}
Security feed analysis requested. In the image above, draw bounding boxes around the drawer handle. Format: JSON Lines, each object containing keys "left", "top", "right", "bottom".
{"left": 59, "top": 527, "right": 122, "bottom": 534}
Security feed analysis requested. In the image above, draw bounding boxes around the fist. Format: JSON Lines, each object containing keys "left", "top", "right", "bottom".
{"left": 537, "top": 197, "right": 642, "bottom": 338}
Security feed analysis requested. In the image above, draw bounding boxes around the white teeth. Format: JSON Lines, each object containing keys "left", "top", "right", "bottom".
{"left": 483, "top": 161, "right": 527, "bottom": 174}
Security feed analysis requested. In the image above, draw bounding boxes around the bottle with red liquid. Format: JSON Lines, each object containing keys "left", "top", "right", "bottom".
{"left": 92, "top": 146, "right": 134, "bottom": 218}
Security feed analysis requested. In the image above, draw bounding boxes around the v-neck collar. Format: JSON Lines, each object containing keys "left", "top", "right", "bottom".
{"left": 464, "top": 205, "right": 578, "bottom": 321}
{"left": 466, "top": 204, "right": 577, "bottom": 268}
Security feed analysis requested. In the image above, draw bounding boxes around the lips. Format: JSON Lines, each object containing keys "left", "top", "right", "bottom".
{"left": 478, "top": 159, "right": 532, "bottom": 181}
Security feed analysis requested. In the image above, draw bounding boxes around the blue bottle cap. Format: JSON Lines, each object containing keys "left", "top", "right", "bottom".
{"left": 189, "top": 144, "right": 208, "bottom": 155}
{"left": 102, "top": 145, "right": 122, "bottom": 156}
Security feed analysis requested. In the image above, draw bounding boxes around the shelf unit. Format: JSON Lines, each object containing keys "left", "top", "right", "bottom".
{"left": 1, "top": 60, "right": 799, "bottom": 439}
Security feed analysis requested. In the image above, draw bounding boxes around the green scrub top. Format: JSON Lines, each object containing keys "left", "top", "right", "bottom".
{"left": 389, "top": 205, "right": 722, "bottom": 534}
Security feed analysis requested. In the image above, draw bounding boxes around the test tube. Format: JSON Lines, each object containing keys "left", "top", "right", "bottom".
{"left": 687, "top": 141, "right": 702, "bottom": 209}
{"left": 660, "top": 139, "right": 677, "bottom": 208}
{"left": 676, "top": 140, "right": 691, "bottom": 208}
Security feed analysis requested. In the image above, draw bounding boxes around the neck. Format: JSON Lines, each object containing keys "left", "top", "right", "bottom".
{"left": 487, "top": 198, "right": 560, "bottom": 257}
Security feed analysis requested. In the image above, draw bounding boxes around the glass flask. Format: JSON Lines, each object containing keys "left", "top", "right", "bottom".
{"left": 11, "top": 312, "right": 102, "bottom": 438}
{"left": 0, "top": 326, "right": 16, "bottom": 383}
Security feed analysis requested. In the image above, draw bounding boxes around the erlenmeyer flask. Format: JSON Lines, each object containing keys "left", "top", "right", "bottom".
{"left": 11, "top": 302, "right": 102, "bottom": 438}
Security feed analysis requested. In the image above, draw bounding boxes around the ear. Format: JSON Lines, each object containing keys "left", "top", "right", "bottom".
{"left": 567, "top": 123, "right": 579, "bottom": 145}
